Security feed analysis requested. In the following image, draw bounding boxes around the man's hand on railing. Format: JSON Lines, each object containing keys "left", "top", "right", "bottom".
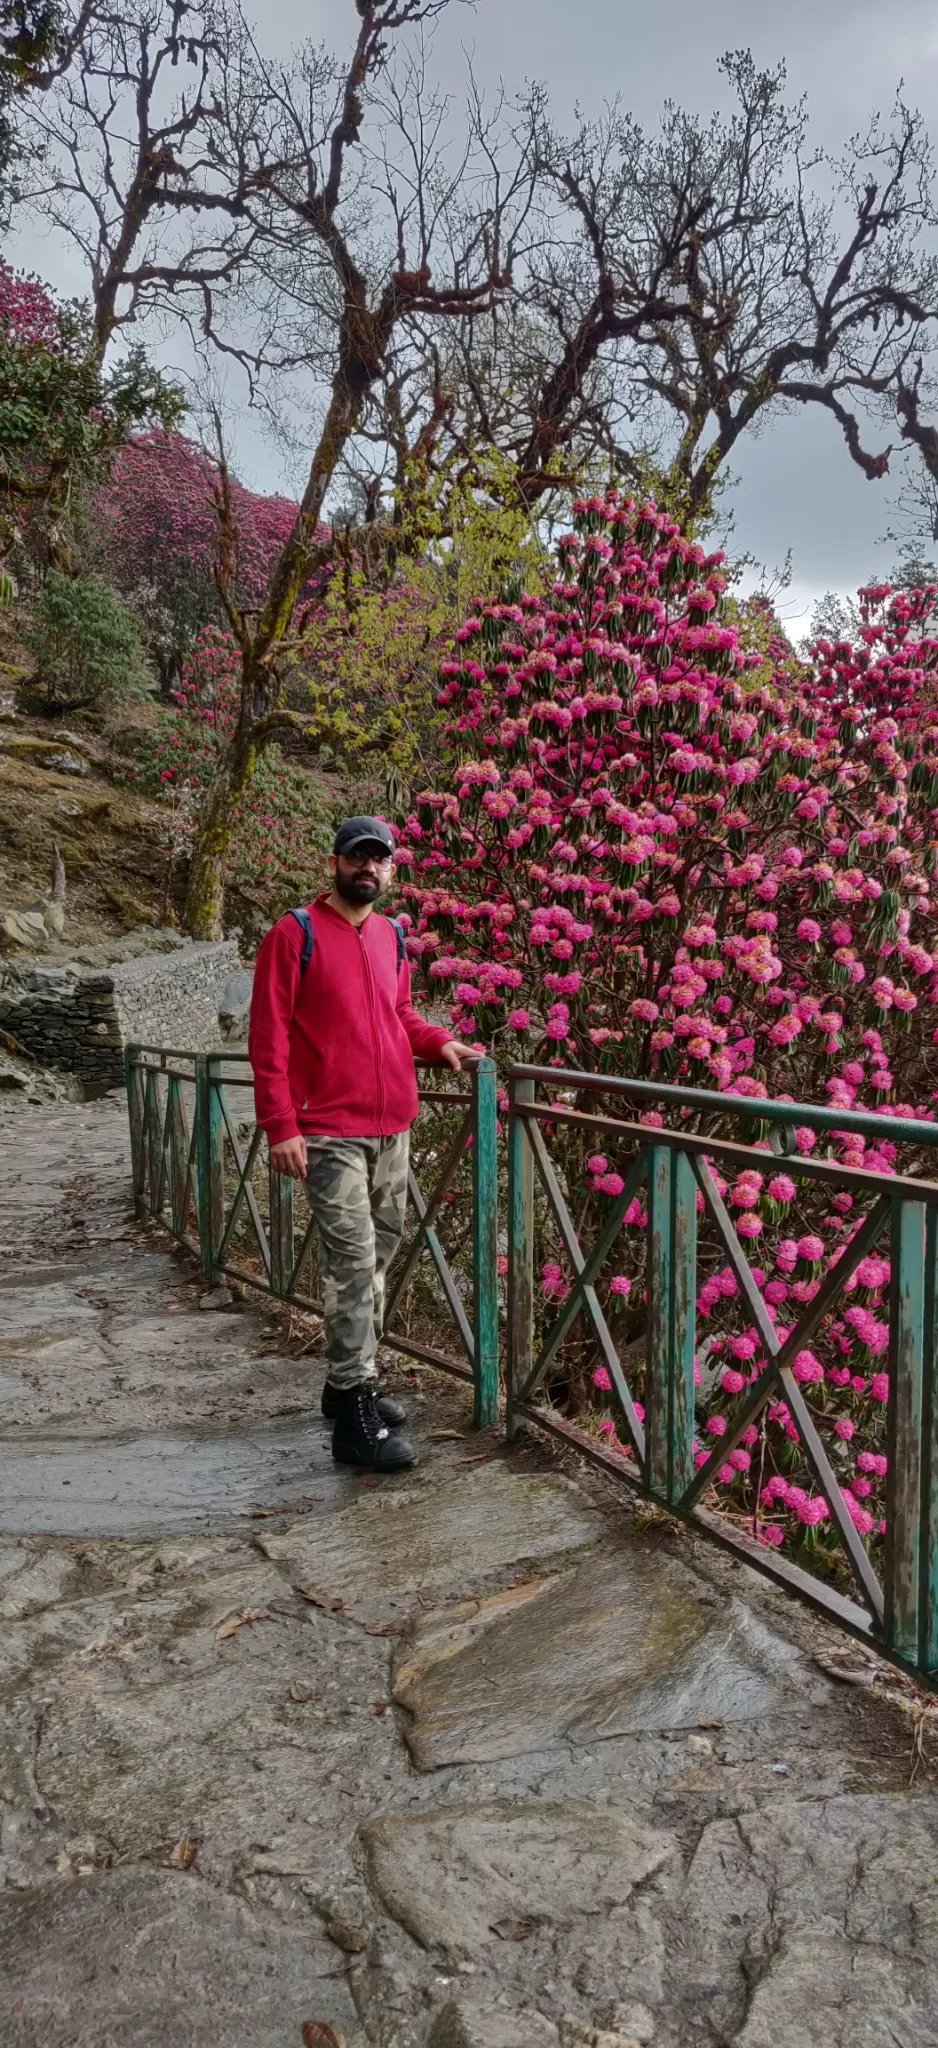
{"left": 269, "top": 1136, "right": 308, "bottom": 1179}
{"left": 441, "top": 1040, "right": 479, "bottom": 1073}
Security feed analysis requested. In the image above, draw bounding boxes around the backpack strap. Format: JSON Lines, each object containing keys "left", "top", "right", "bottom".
{"left": 388, "top": 917, "right": 406, "bottom": 974}
{"left": 287, "top": 906, "right": 404, "bottom": 978}
{"left": 287, "top": 906, "right": 315, "bottom": 976}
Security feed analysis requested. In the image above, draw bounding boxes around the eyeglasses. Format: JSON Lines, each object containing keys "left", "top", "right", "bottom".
{"left": 342, "top": 847, "right": 394, "bottom": 869}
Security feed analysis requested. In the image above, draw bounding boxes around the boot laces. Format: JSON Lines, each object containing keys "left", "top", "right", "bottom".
{"left": 357, "top": 1387, "right": 389, "bottom": 1442}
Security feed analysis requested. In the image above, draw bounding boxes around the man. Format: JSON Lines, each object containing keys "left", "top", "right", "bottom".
{"left": 248, "top": 816, "right": 474, "bottom": 1472}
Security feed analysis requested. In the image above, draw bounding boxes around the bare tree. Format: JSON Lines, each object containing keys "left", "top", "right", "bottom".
{"left": 324, "top": 56, "right": 938, "bottom": 543}
{"left": 521, "top": 58, "right": 938, "bottom": 522}
{"left": 176, "top": 1, "right": 530, "bottom": 935}
{"left": 22, "top": 0, "right": 279, "bottom": 357}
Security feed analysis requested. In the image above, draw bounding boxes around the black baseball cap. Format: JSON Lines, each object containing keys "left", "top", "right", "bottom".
{"left": 332, "top": 815, "right": 395, "bottom": 858}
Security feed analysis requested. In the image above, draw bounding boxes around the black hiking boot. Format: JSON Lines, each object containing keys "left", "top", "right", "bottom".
{"left": 321, "top": 1380, "right": 407, "bottom": 1428}
{"left": 330, "top": 1385, "right": 416, "bottom": 1471}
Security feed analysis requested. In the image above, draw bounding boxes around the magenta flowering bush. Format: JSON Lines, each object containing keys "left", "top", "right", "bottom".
{"left": 396, "top": 489, "right": 938, "bottom": 1576}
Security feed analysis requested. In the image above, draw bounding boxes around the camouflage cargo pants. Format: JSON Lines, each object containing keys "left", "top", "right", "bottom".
{"left": 303, "top": 1132, "right": 410, "bottom": 1390}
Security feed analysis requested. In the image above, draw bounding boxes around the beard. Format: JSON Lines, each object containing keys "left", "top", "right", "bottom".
{"left": 334, "top": 867, "right": 382, "bottom": 906}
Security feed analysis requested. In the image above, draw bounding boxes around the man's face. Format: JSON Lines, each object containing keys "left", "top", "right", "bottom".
{"left": 331, "top": 843, "right": 394, "bottom": 906}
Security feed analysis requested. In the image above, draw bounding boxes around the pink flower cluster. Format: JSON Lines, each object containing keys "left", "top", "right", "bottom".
{"left": 0, "top": 258, "right": 63, "bottom": 351}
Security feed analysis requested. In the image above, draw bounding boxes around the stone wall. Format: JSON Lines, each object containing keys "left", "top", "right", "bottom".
{"left": 0, "top": 940, "right": 239, "bottom": 1090}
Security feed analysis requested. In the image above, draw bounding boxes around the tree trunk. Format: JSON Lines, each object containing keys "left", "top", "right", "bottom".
{"left": 184, "top": 379, "right": 370, "bottom": 939}
{"left": 183, "top": 745, "right": 241, "bottom": 940}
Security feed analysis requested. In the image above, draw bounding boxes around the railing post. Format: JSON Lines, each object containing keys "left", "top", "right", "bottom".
{"left": 168, "top": 1076, "right": 189, "bottom": 1236}
{"left": 143, "top": 1062, "right": 162, "bottom": 1215}
{"left": 670, "top": 1147, "right": 698, "bottom": 1501}
{"left": 646, "top": 1146, "right": 672, "bottom": 1499}
{"left": 269, "top": 1151, "right": 295, "bottom": 1299}
{"left": 920, "top": 1205, "right": 938, "bottom": 1672}
{"left": 885, "top": 1196, "right": 926, "bottom": 1659}
{"left": 507, "top": 1074, "right": 535, "bottom": 1442}
{"left": 195, "top": 1055, "right": 224, "bottom": 1283}
{"left": 124, "top": 1044, "right": 146, "bottom": 1213}
{"left": 646, "top": 1144, "right": 697, "bottom": 1503}
{"left": 470, "top": 1056, "right": 499, "bottom": 1429}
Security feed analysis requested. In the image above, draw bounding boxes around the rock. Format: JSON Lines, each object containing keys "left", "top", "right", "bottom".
{"left": 391, "top": 1545, "right": 829, "bottom": 1768}
{"left": 218, "top": 969, "right": 253, "bottom": 1041}
{"left": 0, "top": 907, "right": 48, "bottom": 951}
{"left": 199, "top": 1286, "right": 233, "bottom": 1311}
{"left": 560, "top": 2022, "right": 642, "bottom": 2048}
{"left": 599, "top": 2007, "right": 656, "bottom": 2045}
{"left": 678, "top": 1793, "right": 938, "bottom": 2045}
{"left": 326, "top": 1916, "right": 371, "bottom": 1953}
{"left": 42, "top": 749, "right": 89, "bottom": 776}
{"left": 360, "top": 1800, "right": 675, "bottom": 1959}
{"left": 44, "top": 900, "right": 66, "bottom": 936}
{"left": 735, "top": 1932, "right": 933, "bottom": 2047}
{"left": 428, "top": 1999, "right": 559, "bottom": 2046}
{"left": 258, "top": 1464, "right": 599, "bottom": 1626}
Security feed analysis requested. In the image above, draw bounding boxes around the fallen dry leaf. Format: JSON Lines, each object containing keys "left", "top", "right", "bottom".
{"left": 459, "top": 1452, "right": 491, "bottom": 1465}
{"left": 290, "top": 1680, "right": 314, "bottom": 1703}
{"left": 215, "top": 1609, "right": 271, "bottom": 1641}
{"left": 364, "top": 1624, "right": 398, "bottom": 1638}
{"left": 165, "top": 1833, "right": 198, "bottom": 1870}
{"left": 490, "top": 1915, "right": 538, "bottom": 1942}
{"left": 815, "top": 1655, "right": 875, "bottom": 1688}
{"left": 249, "top": 1505, "right": 285, "bottom": 1519}
{"left": 298, "top": 1588, "right": 345, "bottom": 1614}
{"left": 302, "top": 2025, "right": 346, "bottom": 2047}
{"left": 427, "top": 1428, "right": 466, "bottom": 1441}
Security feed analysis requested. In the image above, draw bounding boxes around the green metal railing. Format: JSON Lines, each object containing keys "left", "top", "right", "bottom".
{"left": 507, "top": 1064, "right": 938, "bottom": 1686}
{"left": 125, "top": 1042, "right": 938, "bottom": 1683}
{"left": 125, "top": 1044, "right": 500, "bottom": 1428}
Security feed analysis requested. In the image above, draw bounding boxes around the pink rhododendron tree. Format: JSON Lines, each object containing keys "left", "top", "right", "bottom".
{"left": 0, "top": 260, "right": 181, "bottom": 572}
{"left": 89, "top": 431, "right": 324, "bottom": 690}
{"left": 0, "top": 259, "right": 62, "bottom": 351}
{"left": 396, "top": 489, "right": 938, "bottom": 1577}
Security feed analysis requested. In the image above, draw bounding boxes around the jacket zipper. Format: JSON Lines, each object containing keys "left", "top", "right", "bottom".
{"left": 358, "top": 925, "right": 386, "bottom": 1129}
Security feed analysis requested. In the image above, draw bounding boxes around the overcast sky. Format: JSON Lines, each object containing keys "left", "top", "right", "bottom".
{"left": 14, "top": 0, "right": 938, "bottom": 630}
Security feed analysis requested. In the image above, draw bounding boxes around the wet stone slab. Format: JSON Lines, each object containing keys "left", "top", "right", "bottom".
{"left": 393, "top": 1543, "right": 831, "bottom": 1767}
{"left": 0, "top": 1868, "right": 364, "bottom": 2048}
{"left": 0, "top": 1416, "right": 356, "bottom": 1538}
{"left": 0, "top": 1547, "right": 398, "bottom": 1887}
{"left": 259, "top": 1462, "right": 600, "bottom": 1624}
{"left": 361, "top": 1798, "right": 676, "bottom": 1959}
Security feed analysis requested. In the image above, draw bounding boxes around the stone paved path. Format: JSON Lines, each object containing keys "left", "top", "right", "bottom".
{"left": 2, "top": 1093, "right": 938, "bottom": 2048}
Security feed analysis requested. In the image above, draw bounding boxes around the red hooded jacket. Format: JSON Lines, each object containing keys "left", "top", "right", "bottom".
{"left": 248, "top": 895, "right": 452, "bottom": 1143}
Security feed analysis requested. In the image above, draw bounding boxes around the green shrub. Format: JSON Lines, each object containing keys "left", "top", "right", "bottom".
{"left": 24, "top": 569, "right": 150, "bottom": 708}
